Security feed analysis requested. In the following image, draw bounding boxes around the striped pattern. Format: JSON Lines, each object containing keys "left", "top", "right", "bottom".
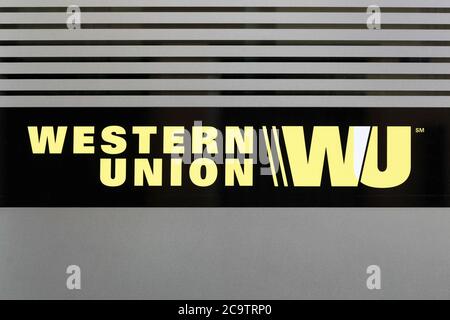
{"left": 1, "top": 0, "right": 450, "bottom": 107}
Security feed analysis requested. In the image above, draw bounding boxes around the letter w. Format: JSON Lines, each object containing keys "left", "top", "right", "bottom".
{"left": 282, "top": 126, "right": 370, "bottom": 187}
{"left": 28, "top": 126, "right": 68, "bottom": 154}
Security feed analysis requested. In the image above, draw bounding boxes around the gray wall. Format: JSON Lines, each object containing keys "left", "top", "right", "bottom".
{"left": 1, "top": 209, "right": 450, "bottom": 299}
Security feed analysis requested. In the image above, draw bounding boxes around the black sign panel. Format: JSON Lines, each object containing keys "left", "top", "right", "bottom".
{"left": 0, "top": 107, "right": 448, "bottom": 207}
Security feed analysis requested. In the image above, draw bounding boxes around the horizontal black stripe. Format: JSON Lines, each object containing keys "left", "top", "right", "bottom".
{"left": 1, "top": 40, "right": 449, "bottom": 46}
{"left": 3, "top": 74, "right": 450, "bottom": 80}
{"left": 1, "top": 7, "right": 450, "bottom": 13}
{"left": 2, "top": 23, "right": 450, "bottom": 30}
{"left": 0, "top": 57, "right": 447, "bottom": 63}
{"left": 2, "top": 90, "right": 450, "bottom": 96}
{"left": 1, "top": 107, "right": 448, "bottom": 207}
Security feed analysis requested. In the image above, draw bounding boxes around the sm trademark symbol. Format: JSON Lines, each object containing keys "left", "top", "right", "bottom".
{"left": 415, "top": 127, "right": 425, "bottom": 134}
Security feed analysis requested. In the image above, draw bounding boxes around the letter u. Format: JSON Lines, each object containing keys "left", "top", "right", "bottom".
{"left": 361, "top": 127, "right": 411, "bottom": 188}
{"left": 100, "top": 158, "right": 126, "bottom": 187}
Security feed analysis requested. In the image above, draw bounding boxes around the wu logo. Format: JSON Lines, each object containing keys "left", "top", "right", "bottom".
{"left": 282, "top": 126, "right": 411, "bottom": 188}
